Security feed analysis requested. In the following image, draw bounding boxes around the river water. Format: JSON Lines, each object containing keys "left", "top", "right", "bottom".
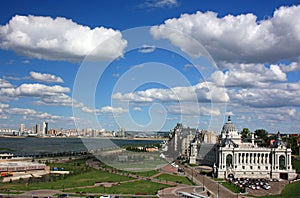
{"left": 0, "top": 137, "right": 162, "bottom": 156}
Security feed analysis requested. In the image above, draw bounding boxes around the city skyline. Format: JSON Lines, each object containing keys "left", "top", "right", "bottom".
{"left": 1, "top": 0, "right": 300, "bottom": 133}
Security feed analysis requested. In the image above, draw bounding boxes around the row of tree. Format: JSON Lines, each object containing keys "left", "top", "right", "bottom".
{"left": 240, "top": 128, "right": 299, "bottom": 155}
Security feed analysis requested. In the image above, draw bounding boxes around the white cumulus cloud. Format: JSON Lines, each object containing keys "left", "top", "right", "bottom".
{"left": 280, "top": 62, "right": 300, "bottom": 73}
{"left": 0, "top": 78, "right": 13, "bottom": 88}
{"left": 30, "top": 71, "right": 64, "bottom": 83}
{"left": 0, "top": 83, "right": 70, "bottom": 97}
{"left": 211, "top": 63, "right": 287, "bottom": 88}
{"left": 150, "top": 5, "right": 300, "bottom": 64}
{"left": 229, "top": 81, "right": 300, "bottom": 108}
{"left": 100, "top": 106, "right": 128, "bottom": 114}
{"left": 138, "top": 45, "right": 156, "bottom": 53}
{"left": 0, "top": 15, "right": 127, "bottom": 61}
{"left": 113, "top": 82, "right": 229, "bottom": 103}
{"left": 133, "top": 107, "right": 143, "bottom": 111}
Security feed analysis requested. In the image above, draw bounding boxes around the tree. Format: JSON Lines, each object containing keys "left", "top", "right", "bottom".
{"left": 254, "top": 129, "right": 268, "bottom": 147}
{"left": 241, "top": 128, "right": 251, "bottom": 140}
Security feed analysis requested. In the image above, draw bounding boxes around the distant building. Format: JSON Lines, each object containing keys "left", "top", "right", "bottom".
{"left": 19, "top": 124, "right": 25, "bottom": 133}
{"left": 35, "top": 124, "right": 40, "bottom": 134}
{"left": 162, "top": 123, "right": 199, "bottom": 161}
{"left": 42, "top": 122, "right": 48, "bottom": 136}
{"left": 0, "top": 154, "right": 47, "bottom": 178}
{"left": 189, "top": 130, "right": 217, "bottom": 165}
{"left": 113, "top": 128, "right": 126, "bottom": 138}
{"left": 48, "top": 129, "right": 57, "bottom": 136}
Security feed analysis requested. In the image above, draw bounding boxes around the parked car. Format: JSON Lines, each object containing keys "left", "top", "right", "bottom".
{"left": 263, "top": 184, "right": 271, "bottom": 190}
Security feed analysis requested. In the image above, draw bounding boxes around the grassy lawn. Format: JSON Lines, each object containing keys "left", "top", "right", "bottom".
{"left": 132, "top": 170, "right": 159, "bottom": 177}
{"left": 66, "top": 180, "right": 170, "bottom": 195}
{"left": 155, "top": 173, "right": 194, "bottom": 185}
{"left": 48, "top": 158, "right": 87, "bottom": 171}
{"left": 260, "top": 180, "right": 300, "bottom": 198}
{"left": 220, "top": 182, "right": 241, "bottom": 193}
{"left": 188, "top": 164, "right": 199, "bottom": 167}
{"left": 109, "top": 160, "right": 167, "bottom": 172}
{"left": 210, "top": 177, "right": 224, "bottom": 182}
{"left": 0, "top": 168, "right": 133, "bottom": 191}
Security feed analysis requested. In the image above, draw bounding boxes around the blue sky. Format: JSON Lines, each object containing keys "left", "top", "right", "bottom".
{"left": 1, "top": 0, "right": 300, "bottom": 133}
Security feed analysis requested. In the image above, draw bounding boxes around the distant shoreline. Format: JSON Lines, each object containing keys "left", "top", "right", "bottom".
{"left": 0, "top": 135, "right": 167, "bottom": 141}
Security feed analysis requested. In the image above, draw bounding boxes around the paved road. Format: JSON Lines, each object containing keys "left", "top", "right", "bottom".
{"left": 1, "top": 190, "right": 61, "bottom": 198}
{"left": 179, "top": 164, "right": 238, "bottom": 198}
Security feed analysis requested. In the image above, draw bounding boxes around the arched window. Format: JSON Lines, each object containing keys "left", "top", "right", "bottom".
{"left": 226, "top": 154, "right": 233, "bottom": 167}
{"left": 279, "top": 155, "right": 286, "bottom": 170}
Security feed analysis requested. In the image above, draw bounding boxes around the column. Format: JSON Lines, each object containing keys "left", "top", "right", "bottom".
{"left": 234, "top": 153, "right": 237, "bottom": 166}
{"left": 223, "top": 153, "right": 225, "bottom": 168}
{"left": 288, "top": 154, "right": 291, "bottom": 169}
{"left": 275, "top": 154, "right": 278, "bottom": 168}
{"left": 220, "top": 151, "right": 223, "bottom": 167}
{"left": 273, "top": 152, "right": 275, "bottom": 169}
{"left": 286, "top": 154, "right": 288, "bottom": 170}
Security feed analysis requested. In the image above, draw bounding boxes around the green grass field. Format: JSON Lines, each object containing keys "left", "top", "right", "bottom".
{"left": 130, "top": 169, "right": 160, "bottom": 177}
{"left": 155, "top": 173, "right": 194, "bottom": 185}
{"left": 220, "top": 182, "right": 241, "bottom": 193}
{"left": 66, "top": 180, "right": 170, "bottom": 195}
{"left": 0, "top": 162, "right": 133, "bottom": 191}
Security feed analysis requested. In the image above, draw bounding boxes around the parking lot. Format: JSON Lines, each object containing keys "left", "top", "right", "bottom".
{"left": 228, "top": 176, "right": 289, "bottom": 196}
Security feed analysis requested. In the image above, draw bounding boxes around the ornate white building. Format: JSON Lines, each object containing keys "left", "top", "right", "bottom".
{"left": 190, "top": 116, "right": 297, "bottom": 180}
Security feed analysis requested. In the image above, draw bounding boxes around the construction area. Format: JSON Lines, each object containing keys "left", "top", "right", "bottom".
{"left": 0, "top": 153, "right": 48, "bottom": 182}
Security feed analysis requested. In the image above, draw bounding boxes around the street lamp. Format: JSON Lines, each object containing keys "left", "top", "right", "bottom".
{"left": 217, "top": 182, "right": 219, "bottom": 198}
{"left": 202, "top": 175, "right": 205, "bottom": 191}
{"left": 192, "top": 167, "right": 194, "bottom": 183}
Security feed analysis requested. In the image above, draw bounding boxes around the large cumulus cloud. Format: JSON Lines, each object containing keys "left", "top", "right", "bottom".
{"left": 0, "top": 15, "right": 127, "bottom": 61}
{"left": 150, "top": 5, "right": 300, "bottom": 64}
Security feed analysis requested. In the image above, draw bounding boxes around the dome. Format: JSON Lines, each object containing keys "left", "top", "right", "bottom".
{"left": 221, "top": 116, "right": 237, "bottom": 134}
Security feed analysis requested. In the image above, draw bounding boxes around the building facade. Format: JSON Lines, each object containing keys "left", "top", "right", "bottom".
{"left": 162, "top": 123, "right": 199, "bottom": 161}
{"left": 190, "top": 116, "right": 297, "bottom": 180}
